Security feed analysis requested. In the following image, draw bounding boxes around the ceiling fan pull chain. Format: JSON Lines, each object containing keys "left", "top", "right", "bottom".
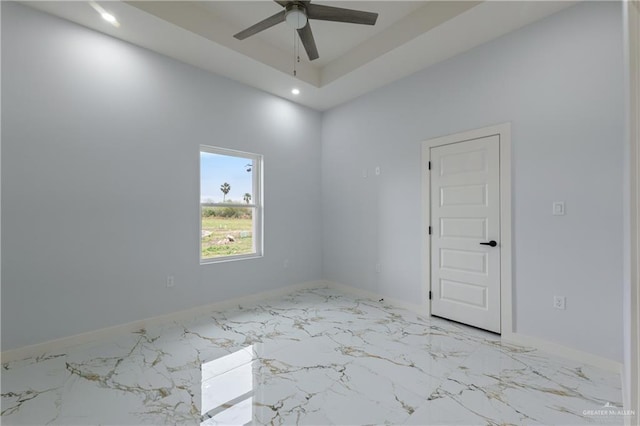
{"left": 293, "top": 27, "right": 297, "bottom": 76}
{"left": 296, "top": 24, "right": 300, "bottom": 62}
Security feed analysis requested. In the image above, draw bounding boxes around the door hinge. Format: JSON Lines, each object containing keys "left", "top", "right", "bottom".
{"left": 428, "top": 161, "right": 431, "bottom": 170}
{"left": 429, "top": 291, "right": 432, "bottom": 300}
{"left": 428, "top": 226, "right": 432, "bottom": 235}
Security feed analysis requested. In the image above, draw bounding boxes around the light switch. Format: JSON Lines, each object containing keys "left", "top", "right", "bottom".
{"left": 552, "top": 201, "right": 565, "bottom": 216}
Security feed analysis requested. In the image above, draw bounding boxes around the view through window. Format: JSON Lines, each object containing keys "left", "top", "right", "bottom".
{"left": 200, "top": 146, "right": 262, "bottom": 262}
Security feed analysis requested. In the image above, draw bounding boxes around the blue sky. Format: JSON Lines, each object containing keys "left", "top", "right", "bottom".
{"left": 200, "top": 152, "right": 253, "bottom": 203}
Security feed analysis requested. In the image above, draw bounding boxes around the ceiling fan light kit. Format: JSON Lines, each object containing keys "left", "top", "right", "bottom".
{"left": 233, "top": 1, "right": 379, "bottom": 62}
{"left": 285, "top": 4, "right": 307, "bottom": 30}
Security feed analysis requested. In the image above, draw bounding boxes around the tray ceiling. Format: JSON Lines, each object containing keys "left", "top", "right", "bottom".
{"left": 23, "top": 1, "right": 576, "bottom": 110}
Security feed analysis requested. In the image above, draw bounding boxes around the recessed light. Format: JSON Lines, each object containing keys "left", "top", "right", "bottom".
{"left": 101, "top": 12, "right": 117, "bottom": 23}
{"left": 89, "top": 2, "right": 120, "bottom": 27}
{"left": 291, "top": 88, "right": 300, "bottom": 95}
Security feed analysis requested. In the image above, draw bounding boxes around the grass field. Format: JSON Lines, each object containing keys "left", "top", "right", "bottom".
{"left": 201, "top": 215, "right": 254, "bottom": 259}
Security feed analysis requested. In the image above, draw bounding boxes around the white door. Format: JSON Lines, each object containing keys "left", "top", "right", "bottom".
{"left": 430, "top": 135, "right": 501, "bottom": 333}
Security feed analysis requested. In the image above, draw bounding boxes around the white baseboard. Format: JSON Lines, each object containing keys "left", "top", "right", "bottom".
{"left": 326, "top": 280, "right": 622, "bottom": 374}
{"left": 2, "top": 279, "right": 624, "bottom": 377}
{"left": 326, "top": 281, "right": 427, "bottom": 315}
{"left": 0, "top": 280, "right": 328, "bottom": 364}
{"left": 500, "top": 332, "right": 622, "bottom": 373}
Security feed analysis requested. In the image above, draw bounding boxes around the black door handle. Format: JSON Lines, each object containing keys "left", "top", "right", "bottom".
{"left": 480, "top": 240, "right": 498, "bottom": 247}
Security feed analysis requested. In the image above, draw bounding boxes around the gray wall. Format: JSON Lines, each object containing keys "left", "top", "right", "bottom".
{"left": 1, "top": 2, "right": 323, "bottom": 351}
{"left": 1, "top": 1, "right": 627, "bottom": 363}
{"left": 321, "top": 2, "right": 624, "bottom": 361}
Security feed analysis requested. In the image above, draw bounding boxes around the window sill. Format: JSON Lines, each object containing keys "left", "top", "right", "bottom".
{"left": 200, "top": 253, "right": 263, "bottom": 265}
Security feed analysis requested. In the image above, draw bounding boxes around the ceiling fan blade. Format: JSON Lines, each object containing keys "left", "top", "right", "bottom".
{"left": 306, "top": 4, "right": 378, "bottom": 25}
{"left": 233, "top": 10, "right": 285, "bottom": 40}
{"left": 297, "top": 23, "right": 319, "bottom": 61}
{"left": 273, "top": 0, "right": 288, "bottom": 6}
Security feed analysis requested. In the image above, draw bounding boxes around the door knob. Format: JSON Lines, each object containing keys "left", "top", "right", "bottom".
{"left": 479, "top": 240, "right": 497, "bottom": 247}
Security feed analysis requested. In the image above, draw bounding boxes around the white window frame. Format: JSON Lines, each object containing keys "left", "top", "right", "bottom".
{"left": 199, "top": 145, "right": 263, "bottom": 264}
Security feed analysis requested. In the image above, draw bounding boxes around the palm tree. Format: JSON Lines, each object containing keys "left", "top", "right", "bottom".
{"left": 243, "top": 193, "right": 252, "bottom": 204}
{"left": 220, "top": 182, "right": 231, "bottom": 202}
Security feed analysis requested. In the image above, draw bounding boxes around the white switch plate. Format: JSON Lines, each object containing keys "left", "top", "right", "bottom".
{"left": 375, "top": 166, "right": 381, "bottom": 176}
{"left": 552, "top": 201, "right": 565, "bottom": 216}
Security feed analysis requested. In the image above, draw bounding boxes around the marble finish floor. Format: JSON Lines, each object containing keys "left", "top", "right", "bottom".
{"left": 1, "top": 287, "right": 624, "bottom": 425}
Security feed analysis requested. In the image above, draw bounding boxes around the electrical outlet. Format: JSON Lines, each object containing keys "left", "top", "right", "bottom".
{"left": 375, "top": 166, "right": 381, "bottom": 176}
{"left": 375, "top": 263, "right": 381, "bottom": 273}
{"left": 553, "top": 296, "right": 566, "bottom": 310}
{"left": 166, "top": 275, "right": 175, "bottom": 288}
{"left": 552, "top": 201, "right": 565, "bottom": 216}
{"left": 283, "top": 259, "right": 289, "bottom": 269}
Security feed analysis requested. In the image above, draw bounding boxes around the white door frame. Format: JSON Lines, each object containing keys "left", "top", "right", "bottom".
{"left": 421, "top": 123, "right": 512, "bottom": 335}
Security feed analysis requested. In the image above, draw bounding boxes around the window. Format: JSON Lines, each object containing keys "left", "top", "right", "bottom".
{"left": 200, "top": 146, "right": 262, "bottom": 263}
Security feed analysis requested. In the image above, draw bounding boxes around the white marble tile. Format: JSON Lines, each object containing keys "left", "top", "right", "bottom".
{"left": 1, "top": 287, "right": 624, "bottom": 425}
{"left": 409, "top": 344, "right": 624, "bottom": 425}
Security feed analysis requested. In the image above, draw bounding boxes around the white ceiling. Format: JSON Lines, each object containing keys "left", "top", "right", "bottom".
{"left": 24, "top": 1, "right": 576, "bottom": 111}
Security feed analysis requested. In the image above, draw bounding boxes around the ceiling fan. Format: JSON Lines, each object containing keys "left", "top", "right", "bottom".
{"left": 233, "top": 1, "right": 379, "bottom": 61}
